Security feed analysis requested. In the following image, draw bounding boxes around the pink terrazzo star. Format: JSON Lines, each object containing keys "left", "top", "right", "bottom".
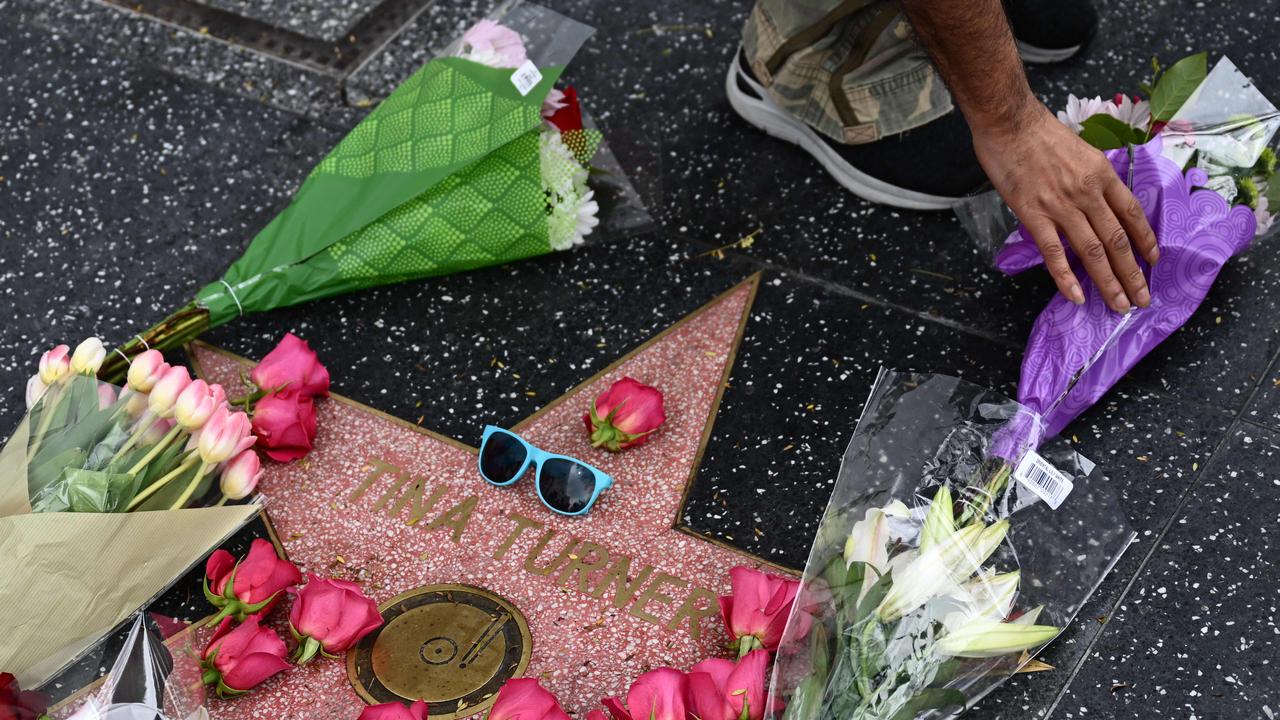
{"left": 191, "top": 274, "right": 781, "bottom": 719}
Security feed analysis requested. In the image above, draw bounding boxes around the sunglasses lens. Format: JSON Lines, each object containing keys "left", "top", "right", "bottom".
{"left": 538, "top": 458, "right": 599, "bottom": 514}
{"left": 480, "top": 431, "right": 528, "bottom": 485}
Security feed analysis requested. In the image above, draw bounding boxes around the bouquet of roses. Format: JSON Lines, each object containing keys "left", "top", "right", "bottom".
{"left": 93, "top": 1, "right": 646, "bottom": 383}
{"left": 765, "top": 370, "right": 1135, "bottom": 720}
{"left": 956, "top": 53, "right": 1280, "bottom": 445}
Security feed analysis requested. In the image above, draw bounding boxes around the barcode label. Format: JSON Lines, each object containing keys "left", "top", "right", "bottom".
{"left": 1014, "top": 451, "right": 1074, "bottom": 510}
{"left": 510, "top": 60, "right": 543, "bottom": 96}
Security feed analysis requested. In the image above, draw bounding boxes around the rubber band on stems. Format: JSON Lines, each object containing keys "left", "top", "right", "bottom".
{"left": 219, "top": 279, "right": 244, "bottom": 317}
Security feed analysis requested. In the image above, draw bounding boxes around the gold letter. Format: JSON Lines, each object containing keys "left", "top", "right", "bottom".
{"left": 628, "top": 573, "right": 689, "bottom": 626}
{"left": 424, "top": 494, "right": 478, "bottom": 543}
{"left": 555, "top": 540, "right": 610, "bottom": 593}
{"left": 391, "top": 478, "right": 447, "bottom": 526}
{"left": 666, "top": 587, "right": 720, "bottom": 642}
{"left": 493, "top": 513, "right": 544, "bottom": 560}
{"left": 589, "top": 556, "right": 655, "bottom": 610}
{"left": 524, "top": 530, "right": 579, "bottom": 576}
{"left": 348, "top": 458, "right": 401, "bottom": 503}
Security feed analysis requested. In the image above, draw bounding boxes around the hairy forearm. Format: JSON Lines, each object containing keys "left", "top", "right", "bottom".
{"left": 899, "top": 0, "right": 1039, "bottom": 134}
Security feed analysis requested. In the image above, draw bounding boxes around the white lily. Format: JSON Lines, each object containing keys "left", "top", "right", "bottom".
{"left": 876, "top": 518, "right": 1009, "bottom": 622}
{"left": 936, "top": 619, "right": 1059, "bottom": 658}
{"left": 844, "top": 507, "right": 890, "bottom": 603}
{"left": 919, "top": 485, "right": 955, "bottom": 553}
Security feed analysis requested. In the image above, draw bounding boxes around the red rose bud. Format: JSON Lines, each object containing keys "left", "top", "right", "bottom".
{"left": 250, "top": 333, "right": 330, "bottom": 398}
{"left": 358, "top": 700, "right": 429, "bottom": 720}
{"left": 251, "top": 390, "right": 318, "bottom": 463}
{"left": 0, "top": 672, "right": 48, "bottom": 720}
{"left": 582, "top": 377, "right": 665, "bottom": 452}
{"left": 719, "top": 566, "right": 808, "bottom": 657}
{"left": 200, "top": 616, "right": 291, "bottom": 698}
{"left": 203, "top": 538, "right": 302, "bottom": 623}
{"left": 288, "top": 575, "right": 383, "bottom": 664}
{"left": 547, "top": 86, "right": 583, "bottom": 132}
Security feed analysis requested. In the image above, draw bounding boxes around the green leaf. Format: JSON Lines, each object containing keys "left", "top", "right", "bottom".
{"left": 1149, "top": 52, "right": 1207, "bottom": 122}
{"left": 1265, "top": 170, "right": 1280, "bottom": 211}
{"left": 888, "top": 689, "right": 967, "bottom": 720}
{"left": 854, "top": 569, "right": 893, "bottom": 624}
{"left": 60, "top": 467, "right": 139, "bottom": 512}
{"left": 1079, "top": 114, "right": 1143, "bottom": 151}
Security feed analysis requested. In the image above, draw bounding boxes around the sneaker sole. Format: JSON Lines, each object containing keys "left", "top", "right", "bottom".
{"left": 724, "top": 53, "right": 962, "bottom": 211}
{"left": 1016, "top": 39, "right": 1082, "bottom": 64}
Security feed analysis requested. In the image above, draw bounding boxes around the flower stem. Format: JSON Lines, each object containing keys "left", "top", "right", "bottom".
{"left": 125, "top": 423, "right": 185, "bottom": 476}
{"left": 214, "top": 495, "right": 230, "bottom": 507}
{"left": 108, "top": 409, "right": 157, "bottom": 466}
{"left": 96, "top": 304, "right": 212, "bottom": 385}
{"left": 126, "top": 452, "right": 199, "bottom": 511}
{"left": 25, "top": 380, "right": 68, "bottom": 462}
{"left": 169, "top": 461, "right": 213, "bottom": 510}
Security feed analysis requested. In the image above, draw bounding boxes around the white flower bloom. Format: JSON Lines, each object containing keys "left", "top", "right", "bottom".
{"left": 539, "top": 128, "right": 597, "bottom": 250}
{"left": 1056, "top": 94, "right": 1110, "bottom": 132}
{"left": 1106, "top": 95, "right": 1151, "bottom": 132}
{"left": 1256, "top": 196, "right": 1275, "bottom": 235}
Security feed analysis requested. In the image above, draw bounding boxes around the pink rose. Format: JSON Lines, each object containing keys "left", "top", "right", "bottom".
{"left": 488, "top": 679, "right": 571, "bottom": 720}
{"left": 289, "top": 575, "right": 383, "bottom": 663}
{"left": 358, "top": 700, "right": 428, "bottom": 720}
{"left": 250, "top": 333, "right": 330, "bottom": 398}
{"left": 686, "top": 651, "right": 771, "bottom": 720}
{"left": 200, "top": 616, "right": 291, "bottom": 697}
{"left": 600, "top": 668, "right": 688, "bottom": 720}
{"left": 583, "top": 377, "right": 666, "bottom": 451}
{"left": 204, "top": 538, "right": 301, "bottom": 622}
{"left": 720, "top": 566, "right": 808, "bottom": 657}
{"left": 251, "top": 390, "right": 317, "bottom": 462}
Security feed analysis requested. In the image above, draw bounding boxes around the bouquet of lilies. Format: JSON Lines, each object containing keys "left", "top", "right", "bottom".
{"left": 94, "top": 1, "right": 640, "bottom": 383}
{"left": 767, "top": 370, "right": 1135, "bottom": 720}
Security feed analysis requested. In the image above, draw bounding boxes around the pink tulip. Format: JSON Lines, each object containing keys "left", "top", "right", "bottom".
{"left": 119, "top": 386, "right": 149, "bottom": 417}
{"left": 720, "top": 566, "right": 808, "bottom": 657}
{"left": 600, "top": 668, "right": 689, "bottom": 720}
{"left": 198, "top": 407, "right": 253, "bottom": 464}
{"left": 25, "top": 376, "right": 47, "bottom": 410}
{"left": 204, "top": 538, "right": 300, "bottom": 622}
{"left": 175, "top": 379, "right": 222, "bottom": 430}
{"left": 139, "top": 417, "right": 175, "bottom": 446}
{"left": 200, "top": 616, "right": 290, "bottom": 697}
{"left": 583, "top": 377, "right": 666, "bottom": 451}
{"left": 147, "top": 365, "right": 191, "bottom": 419}
{"left": 357, "top": 700, "right": 428, "bottom": 720}
{"left": 96, "top": 383, "right": 118, "bottom": 411}
{"left": 289, "top": 575, "right": 383, "bottom": 663}
{"left": 460, "top": 20, "right": 528, "bottom": 69}
{"left": 487, "top": 678, "right": 571, "bottom": 720}
{"left": 220, "top": 450, "right": 263, "bottom": 501}
{"left": 686, "top": 650, "right": 771, "bottom": 720}
{"left": 38, "top": 345, "right": 71, "bottom": 385}
{"left": 250, "top": 333, "right": 330, "bottom": 398}
{"left": 251, "top": 390, "right": 317, "bottom": 463}
{"left": 126, "top": 349, "right": 169, "bottom": 392}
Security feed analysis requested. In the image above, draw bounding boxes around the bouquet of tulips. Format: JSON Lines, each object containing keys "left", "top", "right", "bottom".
{"left": 766, "top": 370, "right": 1136, "bottom": 720}
{"left": 0, "top": 340, "right": 275, "bottom": 691}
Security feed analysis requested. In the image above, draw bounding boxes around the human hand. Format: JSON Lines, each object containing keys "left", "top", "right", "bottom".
{"left": 972, "top": 102, "right": 1160, "bottom": 312}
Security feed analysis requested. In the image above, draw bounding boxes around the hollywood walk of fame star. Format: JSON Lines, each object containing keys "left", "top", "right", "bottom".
{"left": 186, "top": 272, "right": 786, "bottom": 719}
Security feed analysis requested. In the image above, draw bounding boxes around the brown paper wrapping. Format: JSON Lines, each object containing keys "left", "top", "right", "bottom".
{"left": 0, "top": 414, "right": 257, "bottom": 686}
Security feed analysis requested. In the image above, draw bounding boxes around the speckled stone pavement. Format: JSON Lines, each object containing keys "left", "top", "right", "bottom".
{"left": 2, "top": 0, "right": 1279, "bottom": 717}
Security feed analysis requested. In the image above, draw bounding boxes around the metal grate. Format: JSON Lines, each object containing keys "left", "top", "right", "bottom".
{"left": 96, "top": 0, "right": 437, "bottom": 76}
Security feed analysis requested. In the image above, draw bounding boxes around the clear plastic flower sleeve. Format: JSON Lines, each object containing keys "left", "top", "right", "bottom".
{"left": 955, "top": 54, "right": 1280, "bottom": 264}
{"left": 767, "top": 370, "right": 1135, "bottom": 720}
{"left": 0, "top": 373, "right": 259, "bottom": 689}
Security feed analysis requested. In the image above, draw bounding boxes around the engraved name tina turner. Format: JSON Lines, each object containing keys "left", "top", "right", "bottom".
{"left": 347, "top": 458, "right": 722, "bottom": 644}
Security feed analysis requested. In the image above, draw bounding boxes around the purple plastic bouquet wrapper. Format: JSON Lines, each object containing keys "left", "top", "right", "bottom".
{"left": 995, "top": 136, "right": 1257, "bottom": 440}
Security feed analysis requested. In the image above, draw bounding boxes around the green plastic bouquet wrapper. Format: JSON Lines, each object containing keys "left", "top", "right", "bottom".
{"left": 197, "top": 57, "right": 566, "bottom": 326}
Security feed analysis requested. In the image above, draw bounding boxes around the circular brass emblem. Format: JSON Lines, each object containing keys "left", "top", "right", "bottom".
{"left": 347, "top": 584, "right": 532, "bottom": 720}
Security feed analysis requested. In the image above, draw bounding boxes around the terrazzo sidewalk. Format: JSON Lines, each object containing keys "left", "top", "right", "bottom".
{"left": 2, "top": 0, "right": 1278, "bottom": 717}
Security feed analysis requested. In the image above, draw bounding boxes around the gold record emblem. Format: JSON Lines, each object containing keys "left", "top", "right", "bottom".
{"left": 348, "top": 584, "right": 532, "bottom": 719}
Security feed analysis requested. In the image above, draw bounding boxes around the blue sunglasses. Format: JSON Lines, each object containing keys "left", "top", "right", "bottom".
{"left": 477, "top": 426, "right": 614, "bottom": 516}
